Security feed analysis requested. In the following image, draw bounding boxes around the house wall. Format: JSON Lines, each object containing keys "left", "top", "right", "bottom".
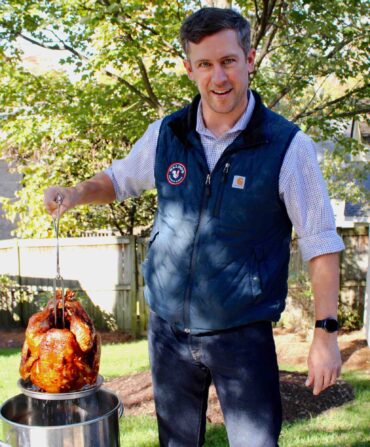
{"left": 0, "top": 159, "right": 22, "bottom": 240}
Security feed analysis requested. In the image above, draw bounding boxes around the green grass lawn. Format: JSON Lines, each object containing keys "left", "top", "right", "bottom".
{"left": 1, "top": 342, "right": 369, "bottom": 446}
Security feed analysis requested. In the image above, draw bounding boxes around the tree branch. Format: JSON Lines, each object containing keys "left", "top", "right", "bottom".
{"left": 253, "top": 0, "right": 260, "bottom": 21}
{"left": 330, "top": 106, "right": 370, "bottom": 119}
{"left": 267, "top": 32, "right": 362, "bottom": 109}
{"left": 253, "top": 0, "right": 285, "bottom": 72}
{"left": 135, "top": 56, "right": 164, "bottom": 115}
{"left": 292, "top": 85, "right": 369, "bottom": 121}
{"left": 102, "top": 70, "right": 156, "bottom": 108}
{"left": 291, "top": 75, "right": 330, "bottom": 121}
{"left": 252, "top": 0, "right": 280, "bottom": 50}
{"left": 253, "top": 23, "right": 278, "bottom": 73}
{"left": 18, "top": 33, "right": 157, "bottom": 110}
{"left": 103, "top": 3, "right": 183, "bottom": 59}
{"left": 48, "top": 30, "right": 89, "bottom": 60}
{"left": 123, "top": 33, "right": 163, "bottom": 114}
{"left": 108, "top": 204, "right": 125, "bottom": 236}
{"left": 19, "top": 33, "right": 65, "bottom": 51}
{"left": 268, "top": 84, "right": 298, "bottom": 109}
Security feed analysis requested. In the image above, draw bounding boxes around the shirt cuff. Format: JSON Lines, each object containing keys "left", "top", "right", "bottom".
{"left": 104, "top": 167, "right": 122, "bottom": 202}
{"left": 298, "top": 230, "right": 345, "bottom": 262}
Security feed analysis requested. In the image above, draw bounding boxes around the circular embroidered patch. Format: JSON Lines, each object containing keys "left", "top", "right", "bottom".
{"left": 167, "top": 162, "right": 187, "bottom": 185}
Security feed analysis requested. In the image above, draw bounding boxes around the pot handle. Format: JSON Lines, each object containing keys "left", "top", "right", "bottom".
{"left": 118, "top": 400, "right": 124, "bottom": 418}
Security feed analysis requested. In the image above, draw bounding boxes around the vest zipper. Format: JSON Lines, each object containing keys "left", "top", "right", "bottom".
{"left": 205, "top": 173, "right": 211, "bottom": 196}
{"left": 214, "top": 162, "right": 230, "bottom": 217}
{"left": 183, "top": 173, "right": 211, "bottom": 332}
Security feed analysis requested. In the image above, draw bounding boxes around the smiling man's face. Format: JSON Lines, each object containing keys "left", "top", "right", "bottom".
{"left": 183, "top": 28, "right": 255, "bottom": 127}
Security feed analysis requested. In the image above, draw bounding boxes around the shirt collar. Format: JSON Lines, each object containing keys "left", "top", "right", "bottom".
{"left": 196, "top": 90, "right": 255, "bottom": 138}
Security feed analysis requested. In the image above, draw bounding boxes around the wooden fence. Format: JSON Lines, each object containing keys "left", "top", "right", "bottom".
{"left": 0, "top": 227, "right": 368, "bottom": 335}
{"left": 0, "top": 236, "right": 147, "bottom": 336}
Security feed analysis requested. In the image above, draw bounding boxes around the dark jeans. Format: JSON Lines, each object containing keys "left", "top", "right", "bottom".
{"left": 148, "top": 311, "right": 282, "bottom": 447}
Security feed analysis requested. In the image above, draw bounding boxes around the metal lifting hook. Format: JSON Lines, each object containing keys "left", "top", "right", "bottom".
{"left": 52, "top": 193, "right": 65, "bottom": 328}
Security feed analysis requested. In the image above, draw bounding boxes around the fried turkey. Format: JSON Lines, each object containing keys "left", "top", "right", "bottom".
{"left": 20, "top": 290, "right": 101, "bottom": 393}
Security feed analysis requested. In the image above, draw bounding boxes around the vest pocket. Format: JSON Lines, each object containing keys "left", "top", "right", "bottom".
{"left": 148, "top": 231, "right": 159, "bottom": 250}
{"left": 250, "top": 247, "right": 266, "bottom": 300}
{"left": 213, "top": 162, "right": 231, "bottom": 218}
{"left": 141, "top": 231, "right": 159, "bottom": 279}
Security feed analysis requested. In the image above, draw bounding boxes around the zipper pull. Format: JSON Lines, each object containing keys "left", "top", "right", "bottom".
{"left": 222, "top": 163, "right": 230, "bottom": 183}
{"left": 205, "top": 174, "right": 211, "bottom": 196}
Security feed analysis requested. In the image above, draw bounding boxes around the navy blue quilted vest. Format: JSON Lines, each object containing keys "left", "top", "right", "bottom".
{"left": 142, "top": 91, "right": 300, "bottom": 333}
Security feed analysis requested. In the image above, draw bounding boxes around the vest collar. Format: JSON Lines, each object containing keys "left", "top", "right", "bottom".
{"left": 168, "top": 90, "right": 270, "bottom": 150}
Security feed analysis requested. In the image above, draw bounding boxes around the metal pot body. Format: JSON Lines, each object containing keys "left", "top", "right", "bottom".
{"left": 0, "top": 389, "right": 123, "bottom": 447}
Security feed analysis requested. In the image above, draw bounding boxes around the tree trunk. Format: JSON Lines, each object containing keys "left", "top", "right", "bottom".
{"left": 204, "top": 0, "right": 233, "bottom": 8}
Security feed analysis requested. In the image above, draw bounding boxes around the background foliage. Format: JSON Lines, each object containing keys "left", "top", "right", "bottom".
{"left": 0, "top": 0, "right": 368, "bottom": 237}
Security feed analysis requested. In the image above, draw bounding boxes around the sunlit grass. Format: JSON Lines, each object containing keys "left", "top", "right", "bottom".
{"left": 0, "top": 348, "right": 21, "bottom": 404}
{"left": 100, "top": 339, "right": 150, "bottom": 379}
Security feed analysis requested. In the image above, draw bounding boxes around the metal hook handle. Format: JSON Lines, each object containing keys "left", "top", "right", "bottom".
{"left": 52, "top": 193, "right": 65, "bottom": 328}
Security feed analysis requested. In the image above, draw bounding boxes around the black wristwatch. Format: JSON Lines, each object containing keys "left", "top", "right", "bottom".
{"left": 315, "top": 318, "right": 339, "bottom": 333}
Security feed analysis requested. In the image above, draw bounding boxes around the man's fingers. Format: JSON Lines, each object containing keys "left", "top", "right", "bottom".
{"left": 44, "top": 187, "right": 69, "bottom": 217}
{"left": 329, "top": 371, "right": 338, "bottom": 386}
{"left": 322, "top": 370, "right": 333, "bottom": 392}
{"left": 337, "top": 364, "right": 342, "bottom": 378}
{"left": 305, "top": 371, "right": 314, "bottom": 388}
{"left": 307, "top": 368, "right": 340, "bottom": 396}
{"left": 312, "top": 373, "right": 324, "bottom": 396}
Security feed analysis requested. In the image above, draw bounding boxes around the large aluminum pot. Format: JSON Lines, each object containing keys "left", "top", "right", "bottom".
{"left": 0, "top": 388, "right": 123, "bottom": 447}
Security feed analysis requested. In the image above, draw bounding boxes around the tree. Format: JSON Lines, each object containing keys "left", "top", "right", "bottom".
{"left": 0, "top": 0, "right": 368, "bottom": 237}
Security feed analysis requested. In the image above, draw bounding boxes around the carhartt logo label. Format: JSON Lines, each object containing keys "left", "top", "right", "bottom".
{"left": 232, "top": 175, "right": 246, "bottom": 189}
{"left": 167, "top": 162, "right": 187, "bottom": 185}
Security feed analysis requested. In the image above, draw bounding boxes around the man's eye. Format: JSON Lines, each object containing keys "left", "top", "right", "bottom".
{"left": 224, "top": 58, "right": 236, "bottom": 65}
{"left": 198, "top": 62, "right": 210, "bottom": 68}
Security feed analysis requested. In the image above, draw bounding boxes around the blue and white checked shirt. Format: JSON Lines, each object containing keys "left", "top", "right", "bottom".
{"left": 105, "top": 91, "right": 345, "bottom": 262}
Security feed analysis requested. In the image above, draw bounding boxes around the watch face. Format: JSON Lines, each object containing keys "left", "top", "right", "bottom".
{"left": 324, "top": 319, "right": 338, "bottom": 332}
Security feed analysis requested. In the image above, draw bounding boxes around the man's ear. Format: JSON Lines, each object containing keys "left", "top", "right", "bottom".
{"left": 246, "top": 48, "right": 256, "bottom": 74}
{"left": 183, "top": 59, "right": 194, "bottom": 81}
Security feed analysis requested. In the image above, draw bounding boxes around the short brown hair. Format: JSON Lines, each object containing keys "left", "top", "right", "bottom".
{"left": 180, "top": 7, "right": 251, "bottom": 57}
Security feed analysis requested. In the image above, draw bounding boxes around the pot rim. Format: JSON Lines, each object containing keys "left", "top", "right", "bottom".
{"left": 0, "top": 388, "right": 123, "bottom": 430}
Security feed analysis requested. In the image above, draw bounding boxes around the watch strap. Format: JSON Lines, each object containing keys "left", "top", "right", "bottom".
{"left": 315, "top": 318, "right": 339, "bottom": 332}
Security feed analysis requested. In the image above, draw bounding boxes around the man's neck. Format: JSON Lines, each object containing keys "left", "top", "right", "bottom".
{"left": 201, "top": 99, "right": 249, "bottom": 139}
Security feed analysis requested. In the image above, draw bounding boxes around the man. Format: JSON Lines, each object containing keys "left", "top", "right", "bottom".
{"left": 44, "top": 7, "right": 344, "bottom": 447}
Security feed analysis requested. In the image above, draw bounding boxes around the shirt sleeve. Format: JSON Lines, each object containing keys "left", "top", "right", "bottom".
{"left": 104, "top": 119, "right": 163, "bottom": 202}
{"left": 279, "top": 131, "right": 345, "bottom": 262}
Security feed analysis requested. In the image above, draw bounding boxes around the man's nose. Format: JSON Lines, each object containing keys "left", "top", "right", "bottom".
{"left": 212, "top": 64, "right": 228, "bottom": 85}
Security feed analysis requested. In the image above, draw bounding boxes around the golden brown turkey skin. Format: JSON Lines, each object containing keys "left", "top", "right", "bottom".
{"left": 31, "top": 329, "right": 87, "bottom": 393}
{"left": 19, "top": 290, "right": 101, "bottom": 393}
{"left": 67, "top": 300, "right": 95, "bottom": 352}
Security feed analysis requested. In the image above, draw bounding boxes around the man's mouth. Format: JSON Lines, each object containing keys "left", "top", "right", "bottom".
{"left": 211, "top": 88, "right": 232, "bottom": 96}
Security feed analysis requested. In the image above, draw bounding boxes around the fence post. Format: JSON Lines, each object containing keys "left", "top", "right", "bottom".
{"left": 136, "top": 238, "right": 148, "bottom": 337}
{"left": 365, "top": 226, "right": 370, "bottom": 346}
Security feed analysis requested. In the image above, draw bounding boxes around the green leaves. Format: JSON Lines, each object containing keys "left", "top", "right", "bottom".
{"left": 0, "top": 0, "right": 368, "bottom": 237}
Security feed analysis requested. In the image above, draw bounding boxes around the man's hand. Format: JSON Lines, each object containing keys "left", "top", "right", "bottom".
{"left": 44, "top": 186, "right": 78, "bottom": 218}
{"left": 305, "top": 330, "right": 342, "bottom": 395}
{"left": 44, "top": 173, "right": 116, "bottom": 218}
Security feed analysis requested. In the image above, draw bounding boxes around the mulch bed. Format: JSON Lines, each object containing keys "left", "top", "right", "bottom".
{"left": 104, "top": 369, "right": 355, "bottom": 424}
